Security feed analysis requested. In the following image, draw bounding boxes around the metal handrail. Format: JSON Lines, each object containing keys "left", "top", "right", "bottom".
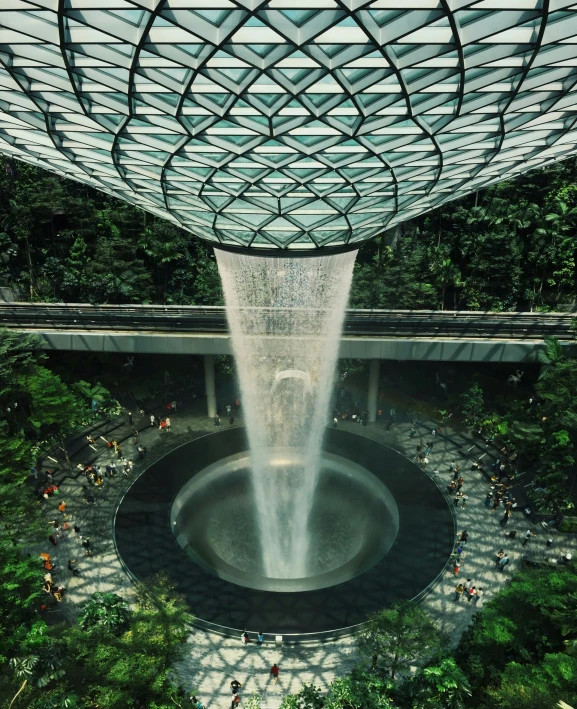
{"left": 0, "top": 304, "right": 574, "bottom": 339}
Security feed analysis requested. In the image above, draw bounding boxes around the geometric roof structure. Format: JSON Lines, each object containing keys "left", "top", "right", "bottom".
{"left": 1, "top": 3, "right": 577, "bottom": 251}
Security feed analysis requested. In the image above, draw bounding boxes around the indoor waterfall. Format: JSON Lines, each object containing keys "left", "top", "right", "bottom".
{"left": 216, "top": 249, "right": 357, "bottom": 579}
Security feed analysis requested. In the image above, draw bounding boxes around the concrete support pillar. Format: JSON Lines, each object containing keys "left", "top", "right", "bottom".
{"left": 368, "top": 358, "right": 380, "bottom": 424}
{"left": 204, "top": 354, "right": 217, "bottom": 418}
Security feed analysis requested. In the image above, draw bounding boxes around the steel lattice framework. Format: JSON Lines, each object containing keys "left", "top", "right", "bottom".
{"left": 1, "top": 2, "right": 577, "bottom": 250}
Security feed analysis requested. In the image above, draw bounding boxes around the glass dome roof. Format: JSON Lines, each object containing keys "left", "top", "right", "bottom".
{"left": 1, "top": 1, "right": 577, "bottom": 250}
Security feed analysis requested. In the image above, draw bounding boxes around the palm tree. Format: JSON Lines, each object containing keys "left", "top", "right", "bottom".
{"left": 534, "top": 336, "right": 564, "bottom": 380}
{"left": 552, "top": 591, "right": 577, "bottom": 654}
{"left": 530, "top": 199, "right": 577, "bottom": 308}
{"left": 429, "top": 248, "right": 461, "bottom": 310}
{"left": 467, "top": 199, "right": 532, "bottom": 233}
{"left": 544, "top": 198, "right": 577, "bottom": 234}
{"left": 8, "top": 648, "right": 66, "bottom": 708}
{"left": 74, "top": 380, "right": 110, "bottom": 403}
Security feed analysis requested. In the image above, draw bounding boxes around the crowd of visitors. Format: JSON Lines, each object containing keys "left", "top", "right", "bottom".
{"left": 38, "top": 502, "right": 89, "bottom": 609}
{"left": 34, "top": 402, "right": 183, "bottom": 612}
{"left": 331, "top": 402, "right": 370, "bottom": 426}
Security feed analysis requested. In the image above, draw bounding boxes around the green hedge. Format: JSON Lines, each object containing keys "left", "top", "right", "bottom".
{"left": 559, "top": 517, "right": 577, "bottom": 533}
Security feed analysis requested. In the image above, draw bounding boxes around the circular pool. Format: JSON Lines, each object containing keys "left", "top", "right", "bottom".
{"left": 114, "top": 427, "right": 454, "bottom": 638}
{"left": 170, "top": 450, "right": 399, "bottom": 593}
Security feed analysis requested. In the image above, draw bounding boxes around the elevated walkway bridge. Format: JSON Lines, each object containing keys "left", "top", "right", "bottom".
{"left": 1, "top": 303, "right": 575, "bottom": 364}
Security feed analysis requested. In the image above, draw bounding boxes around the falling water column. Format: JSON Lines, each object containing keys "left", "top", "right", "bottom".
{"left": 215, "top": 248, "right": 357, "bottom": 579}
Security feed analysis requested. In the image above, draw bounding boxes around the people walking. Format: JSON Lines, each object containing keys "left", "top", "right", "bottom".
{"left": 165, "top": 416, "right": 171, "bottom": 431}
{"left": 454, "top": 583, "right": 465, "bottom": 601}
{"left": 474, "top": 588, "right": 483, "bottom": 605}
{"left": 498, "top": 554, "right": 509, "bottom": 571}
{"left": 467, "top": 585, "right": 477, "bottom": 602}
{"left": 522, "top": 529, "right": 536, "bottom": 547}
{"left": 230, "top": 679, "right": 242, "bottom": 695}
{"left": 127, "top": 411, "right": 133, "bottom": 425}
{"left": 257, "top": 631, "right": 264, "bottom": 647}
{"left": 214, "top": 414, "right": 220, "bottom": 427}
{"left": 270, "top": 663, "right": 279, "bottom": 684}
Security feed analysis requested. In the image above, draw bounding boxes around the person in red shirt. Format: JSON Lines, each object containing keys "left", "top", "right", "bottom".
{"left": 270, "top": 663, "right": 279, "bottom": 684}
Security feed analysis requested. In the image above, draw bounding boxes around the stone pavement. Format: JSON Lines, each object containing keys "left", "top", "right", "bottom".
{"left": 37, "top": 404, "right": 577, "bottom": 709}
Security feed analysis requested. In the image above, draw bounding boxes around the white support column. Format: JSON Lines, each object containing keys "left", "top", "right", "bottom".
{"left": 204, "top": 354, "right": 217, "bottom": 418}
{"left": 368, "top": 358, "right": 380, "bottom": 424}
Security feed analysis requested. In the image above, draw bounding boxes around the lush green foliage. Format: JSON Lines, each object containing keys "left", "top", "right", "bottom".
{"left": 350, "top": 159, "right": 577, "bottom": 311}
{"left": 282, "top": 570, "right": 577, "bottom": 709}
{"left": 42, "top": 575, "right": 192, "bottom": 709}
{"left": 78, "top": 592, "right": 132, "bottom": 635}
{"left": 280, "top": 671, "right": 396, "bottom": 709}
{"left": 459, "top": 383, "right": 484, "bottom": 430}
{"left": 0, "top": 333, "right": 195, "bottom": 709}
{"left": 456, "top": 567, "right": 577, "bottom": 708}
{"left": 401, "top": 657, "right": 471, "bottom": 709}
{"left": 1, "top": 156, "right": 577, "bottom": 309}
{"left": 560, "top": 518, "right": 577, "bottom": 533}
{"left": 3, "top": 575, "right": 194, "bottom": 709}
{"left": 464, "top": 341, "right": 577, "bottom": 510}
{"left": 358, "top": 602, "right": 442, "bottom": 680}
{"left": 0, "top": 159, "right": 222, "bottom": 305}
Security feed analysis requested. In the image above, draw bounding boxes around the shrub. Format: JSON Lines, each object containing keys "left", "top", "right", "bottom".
{"left": 559, "top": 517, "right": 577, "bottom": 533}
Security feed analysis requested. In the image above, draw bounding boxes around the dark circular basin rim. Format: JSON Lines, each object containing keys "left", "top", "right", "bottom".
{"left": 113, "top": 427, "right": 455, "bottom": 640}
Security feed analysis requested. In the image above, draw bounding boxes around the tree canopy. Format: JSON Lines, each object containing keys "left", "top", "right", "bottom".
{"left": 0, "top": 156, "right": 576, "bottom": 310}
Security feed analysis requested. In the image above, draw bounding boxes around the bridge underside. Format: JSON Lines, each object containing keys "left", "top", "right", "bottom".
{"left": 27, "top": 329, "right": 560, "bottom": 363}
